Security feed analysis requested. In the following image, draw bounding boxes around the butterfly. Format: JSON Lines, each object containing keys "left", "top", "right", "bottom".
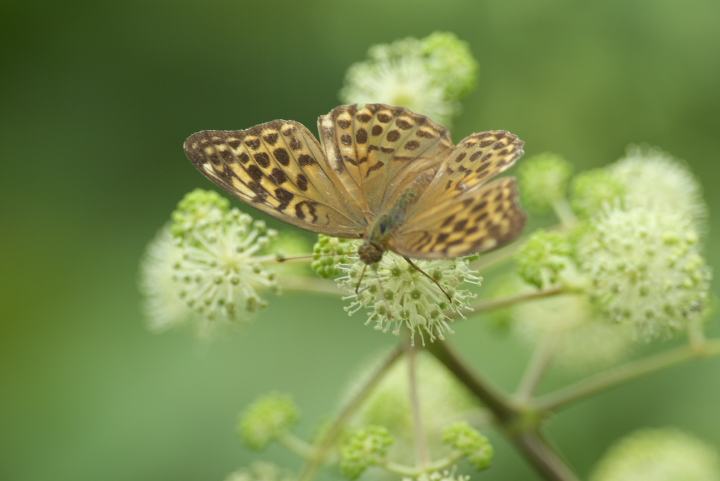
{"left": 184, "top": 104, "right": 526, "bottom": 266}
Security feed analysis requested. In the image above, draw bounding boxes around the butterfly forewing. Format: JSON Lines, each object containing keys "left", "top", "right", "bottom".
{"left": 184, "top": 121, "right": 365, "bottom": 237}
{"left": 318, "top": 104, "right": 453, "bottom": 216}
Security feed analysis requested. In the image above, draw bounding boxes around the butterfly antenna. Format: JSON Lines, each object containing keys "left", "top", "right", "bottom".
{"left": 275, "top": 254, "right": 316, "bottom": 263}
{"left": 402, "top": 256, "right": 452, "bottom": 302}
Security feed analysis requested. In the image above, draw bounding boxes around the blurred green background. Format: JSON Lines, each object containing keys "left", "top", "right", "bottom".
{"left": 2, "top": 1, "right": 719, "bottom": 480}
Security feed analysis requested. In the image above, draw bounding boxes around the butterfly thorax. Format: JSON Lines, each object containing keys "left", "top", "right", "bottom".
{"left": 358, "top": 188, "right": 418, "bottom": 265}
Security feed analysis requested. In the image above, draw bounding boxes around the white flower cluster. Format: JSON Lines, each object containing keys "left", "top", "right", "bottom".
{"left": 575, "top": 147, "right": 711, "bottom": 339}
{"left": 578, "top": 205, "right": 710, "bottom": 338}
{"left": 140, "top": 190, "right": 279, "bottom": 337}
{"left": 336, "top": 244, "right": 481, "bottom": 345}
{"left": 512, "top": 144, "right": 711, "bottom": 362}
{"left": 340, "top": 32, "right": 478, "bottom": 126}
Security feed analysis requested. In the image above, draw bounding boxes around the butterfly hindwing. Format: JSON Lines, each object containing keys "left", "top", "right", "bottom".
{"left": 392, "top": 130, "right": 526, "bottom": 258}
{"left": 407, "top": 130, "right": 524, "bottom": 222}
{"left": 184, "top": 121, "right": 365, "bottom": 237}
{"left": 392, "top": 177, "right": 526, "bottom": 259}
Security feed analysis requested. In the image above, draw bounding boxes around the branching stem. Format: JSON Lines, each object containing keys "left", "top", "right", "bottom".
{"left": 536, "top": 338, "right": 720, "bottom": 412}
{"left": 298, "top": 344, "right": 404, "bottom": 481}
{"left": 428, "top": 340, "right": 579, "bottom": 481}
{"left": 448, "top": 286, "right": 566, "bottom": 320}
{"left": 515, "top": 332, "right": 561, "bottom": 404}
{"left": 405, "top": 333, "right": 430, "bottom": 468}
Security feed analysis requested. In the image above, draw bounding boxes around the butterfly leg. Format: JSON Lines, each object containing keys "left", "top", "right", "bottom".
{"left": 402, "top": 256, "right": 452, "bottom": 302}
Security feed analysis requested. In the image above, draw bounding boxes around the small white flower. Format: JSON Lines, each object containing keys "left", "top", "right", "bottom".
{"left": 337, "top": 245, "right": 480, "bottom": 345}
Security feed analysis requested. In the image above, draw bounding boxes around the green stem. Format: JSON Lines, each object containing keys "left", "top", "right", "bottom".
{"left": 428, "top": 340, "right": 515, "bottom": 422}
{"left": 449, "top": 286, "right": 565, "bottom": 320}
{"left": 381, "top": 452, "right": 464, "bottom": 477}
{"left": 428, "top": 340, "right": 579, "bottom": 481}
{"left": 278, "top": 432, "right": 316, "bottom": 459}
{"left": 515, "top": 333, "right": 561, "bottom": 404}
{"left": 470, "top": 237, "right": 527, "bottom": 271}
{"left": 281, "top": 276, "right": 343, "bottom": 296}
{"left": 536, "top": 339, "right": 720, "bottom": 412}
{"left": 551, "top": 197, "right": 577, "bottom": 227}
{"left": 405, "top": 335, "right": 429, "bottom": 468}
{"left": 298, "top": 344, "right": 404, "bottom": 481}
{"left": 514, "top": 430, "right": 579, "bottom": 481}
{"left": 687, "top": 314, "right": 708, "bottom": 351}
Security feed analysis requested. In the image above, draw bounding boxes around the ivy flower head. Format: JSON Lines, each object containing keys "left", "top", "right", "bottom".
{"left": 140, "top": 190, "right": 279, "bottom": 337}
{"left": 570, "top": 168, "right": 626, "bottom": 219}
{"left": 340, "top": 32, "right": 478, "bottom": 126}
{"left": 337, "top": 244, "right": 480, "bottom": 344}
{"left": 611, "top": 145, "right": 707, "bottom": 230}
{"left": 577, "top": 204, "right": 711, "bottom": 340}
{"left": 517, "top": 153, "right": 573, "bottom": 214}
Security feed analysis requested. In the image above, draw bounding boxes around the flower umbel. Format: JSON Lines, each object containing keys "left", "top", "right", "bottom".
{"left": 238, "top": 392, "right": 300, "bottom": 450}
{"left": 311, "top": 234, "right": 355, "bottom": 279}
{"left": 442, "top": 422, "right": 494, "bottom": 471}
{"left": 577, "top": 204, "right": 711, "bottom": 339}
{"left": 337, "top": 245, "right": 480, "bottom": 344}
{"left": 140, "top": 189, "right": 279, "bottom": 337}
{"left": 340, "top": 425, "right": 394, "bottom": 480}
{"left": 611, "top": 145, "right": 707, "bottom": 230}
{"left": 517, "top": 153, "right": 573, "bottom": 215}
{"left": 340, "top": 32, "right": 478, "bottom": 126}
{"left": 515, "top": 230, "right": 573, "bottom": 289}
